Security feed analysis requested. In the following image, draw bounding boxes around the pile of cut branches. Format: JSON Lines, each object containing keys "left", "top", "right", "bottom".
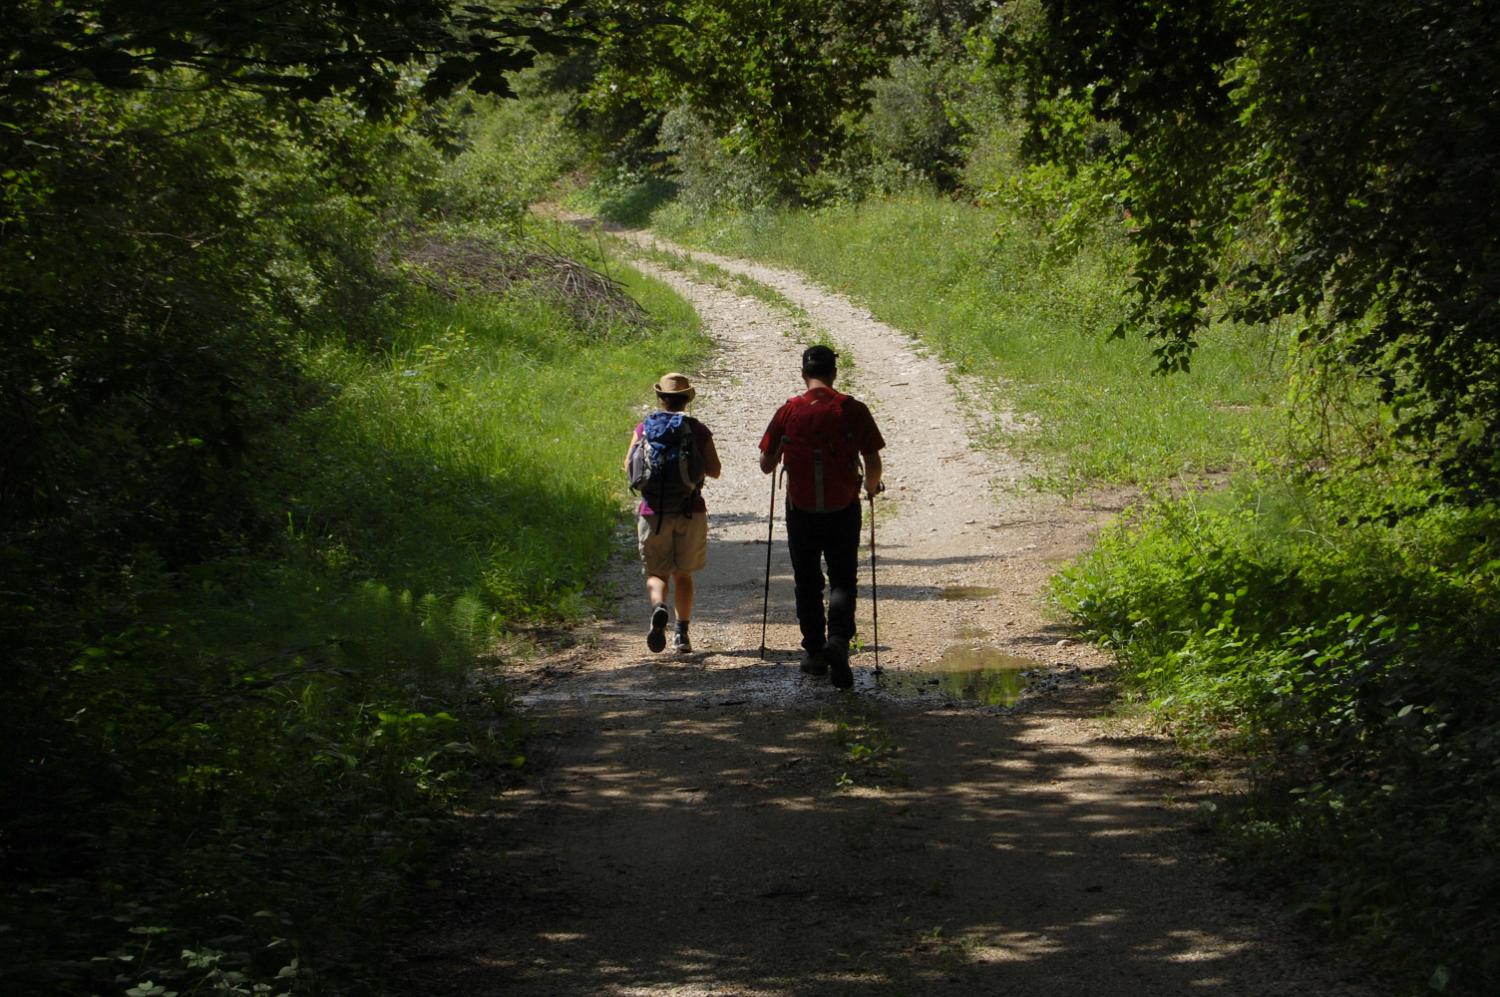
{"left": 395, "top": 234, "right": 651, "bottom": 335}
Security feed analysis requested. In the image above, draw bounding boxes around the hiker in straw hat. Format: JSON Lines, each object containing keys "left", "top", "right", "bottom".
{"left": 624, "top": 373, "right": 721, "bottom": 654}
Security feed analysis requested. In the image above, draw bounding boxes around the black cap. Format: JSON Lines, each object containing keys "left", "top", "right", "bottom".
{"left": 802, "top": 344, "right": 838, "bottom": 376}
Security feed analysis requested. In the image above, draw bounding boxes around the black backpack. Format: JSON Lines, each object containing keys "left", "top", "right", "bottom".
{"left": 628, "top": 411, "right": 706, "bottom": 531}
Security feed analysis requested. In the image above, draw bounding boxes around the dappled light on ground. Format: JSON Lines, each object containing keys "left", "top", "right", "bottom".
{"left": 403, "top": 687, "right": 1369, "bottom": 996}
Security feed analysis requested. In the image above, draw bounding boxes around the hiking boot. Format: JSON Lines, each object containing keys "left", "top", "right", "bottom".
{"left": 672, "top": 629, "right": 693, "bottom": 655}
{"left": 799, "top": 649, "right": 827, "bottom": 675}
{"left": 647, "top": 604, "right": 669, "bottom": 653}
{"left": 825, "top": 639, "right": 853, "bottom": 689}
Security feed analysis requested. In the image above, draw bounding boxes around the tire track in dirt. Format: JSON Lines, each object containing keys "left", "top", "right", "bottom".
{"left": 397, "top": 221, "right": 1381, "bottom": 997}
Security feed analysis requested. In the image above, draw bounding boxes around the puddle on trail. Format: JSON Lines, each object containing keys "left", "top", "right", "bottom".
{"left": 937, "top": 585, "right": 1001, "bottom": 600}
{"left": 879, "top": 644, "right": 1038, "bottom": 707}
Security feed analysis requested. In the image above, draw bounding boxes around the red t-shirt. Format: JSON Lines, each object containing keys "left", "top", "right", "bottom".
{"left": 760, "top": 387, "right": 885, "bottom": 511}
{"left": 635, "top": 416, "right": 712, "bottom": 516}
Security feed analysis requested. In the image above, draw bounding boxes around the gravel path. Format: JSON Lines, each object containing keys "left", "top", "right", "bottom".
{"left": 397, "top": 221, "right": 1381, "bottom": 997}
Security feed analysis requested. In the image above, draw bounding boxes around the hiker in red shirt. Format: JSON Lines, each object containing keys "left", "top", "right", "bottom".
{"left": 759, "top": 345, "right": 885, "bottom": 688}
{"left": 625, "top": 373, "right": 722, "bottom": 655}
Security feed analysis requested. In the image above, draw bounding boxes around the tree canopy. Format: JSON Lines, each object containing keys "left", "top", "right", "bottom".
{"left": 0, "top": 0, "right": 586, "bottom": 111}
{"left": 583, "top": 0, "right": 911, "bottom": 187}
{"left": 999, "top": 0, "right": 1500, "bottom": 502}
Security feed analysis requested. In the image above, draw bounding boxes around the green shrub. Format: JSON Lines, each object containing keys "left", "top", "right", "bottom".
{"left": 435, "top": 92, "right": 581, "bottom": 232}
{"left": 657, "top": 104, "right": 786, "bottom": 212}
{"left": 1053, "top": 475, "right": 1500, "bottom": 993}
{"left": 863, "top": 47, "right": 970, "bottom": 190}
{"left": 576, "top": 164, "right": 680, "bottom": 226}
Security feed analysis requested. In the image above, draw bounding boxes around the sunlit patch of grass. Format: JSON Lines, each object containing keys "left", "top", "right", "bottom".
{"left": 280, "top": 257, "right": 707, "bottom": 628}
{"left": 566, "top": 167, "right": 679, "bottom": 227}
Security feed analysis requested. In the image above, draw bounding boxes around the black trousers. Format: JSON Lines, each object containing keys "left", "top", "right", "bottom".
{"left": 785, "top": 500, "right": 862, "bottom": 652}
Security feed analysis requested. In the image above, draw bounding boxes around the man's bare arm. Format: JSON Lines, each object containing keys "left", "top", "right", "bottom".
{"left": 863, "top": 450, "right": 883, "bottom": 497}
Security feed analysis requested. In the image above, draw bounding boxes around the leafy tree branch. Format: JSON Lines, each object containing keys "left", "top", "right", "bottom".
{"left": 997, "top": 0, "right": 1500, "bottom": 502}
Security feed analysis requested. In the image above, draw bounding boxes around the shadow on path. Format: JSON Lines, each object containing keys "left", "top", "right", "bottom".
{"left": 398, "top": 683, "right": 1371, "bottom": 996}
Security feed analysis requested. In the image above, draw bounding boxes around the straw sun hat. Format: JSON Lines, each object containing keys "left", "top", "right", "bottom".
{"left": 654, "top": 372, "right": 696, "bottom": 401}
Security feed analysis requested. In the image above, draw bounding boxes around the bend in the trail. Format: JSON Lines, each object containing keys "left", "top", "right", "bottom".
{"left": 516, "top": 215, "right": 1119, "bottom": 704}
{"left": 397, "top": 218, "right": 1381, "bottom": 997}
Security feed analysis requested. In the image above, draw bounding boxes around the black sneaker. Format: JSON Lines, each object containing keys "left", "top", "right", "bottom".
{"left": 647, "top": 604, "right": 669, "bottom": 653}
{"left": 825, "top": 640, "right": 853, "bottom": 689}
{"left": 672, "top": 629, "right": 692, "bottom": 655}
{"left": 799, "top": 649, "right": 827, "bottom": 675}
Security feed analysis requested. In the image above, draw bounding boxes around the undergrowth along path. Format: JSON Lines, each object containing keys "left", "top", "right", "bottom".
{"left": 399, "top": 218, "right": 1381, "bottom": 996}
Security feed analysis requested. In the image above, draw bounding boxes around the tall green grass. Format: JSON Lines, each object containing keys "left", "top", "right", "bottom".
{"left": 651, "top": 194, "right": 1285, "bottom": 489}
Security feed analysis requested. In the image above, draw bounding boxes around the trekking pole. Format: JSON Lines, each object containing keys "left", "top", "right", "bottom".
{"left": 868, "top": 488, "right": 882, "bottom": 676}
{"left": 759, "top": 467, "right": 779, "bottom": 659}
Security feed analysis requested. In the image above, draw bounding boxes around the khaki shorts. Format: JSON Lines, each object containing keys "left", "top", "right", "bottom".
{"left": 637, "top": 513, "right": 708, "bottom": 578}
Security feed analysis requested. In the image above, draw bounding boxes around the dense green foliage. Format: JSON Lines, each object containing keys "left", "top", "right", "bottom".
{"left": 1053, "top": 474, "right": 1500, "bottom": 993}
{"left": 576, "top": 0, "right": 915, "bottom": 200}
{"left": 998, "top": 0, "right": 1500, "bottom": 503}
{"left": 547, "top": 1, "right": 999, "bottom": 210}
{"left": 0, "top": 0, "right": 581, "bottom": 109}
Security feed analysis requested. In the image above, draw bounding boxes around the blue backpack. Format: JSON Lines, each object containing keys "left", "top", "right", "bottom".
{"left": 628, "top": 411, "right": 706, "bottom": 531}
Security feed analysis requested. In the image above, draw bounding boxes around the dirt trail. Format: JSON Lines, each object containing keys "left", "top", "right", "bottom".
{"left": 399, "top": 223, "right": 1379, "bottom": 996}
